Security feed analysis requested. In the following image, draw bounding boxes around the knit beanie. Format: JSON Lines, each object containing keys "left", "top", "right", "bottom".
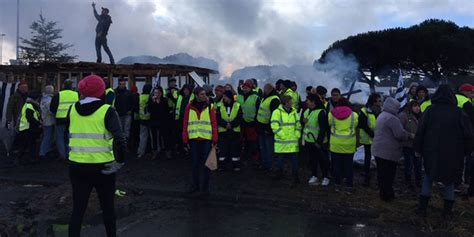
{"left": 78, "top": 75, "right": 105, "bottom": 98}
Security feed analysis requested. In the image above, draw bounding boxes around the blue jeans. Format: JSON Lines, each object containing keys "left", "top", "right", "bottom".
{"left": 56, "top": 124, "right": 69, "bottom": 158}
{"left": 39, "top": 125, "right": 55, "bottom": 156}
{"left": 276, "top": 153, "right": 298, "bottom": 175}
{"left": 421, "top": 175, "right": 455, "bottom": 201}
{"left": 190, "top": 140, "right": 212, "bottom": 191}
{"left": 331, "top": 152, "right": 354, "bottom": 187}
{"left": 258, "top": 134, "right": 274, "bottom": 169}
{"left": 403, "top": 147, "right": 422, "bottom": 182}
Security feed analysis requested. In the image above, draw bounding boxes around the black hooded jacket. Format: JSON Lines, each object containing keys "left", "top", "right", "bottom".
{"left": 66, "top": 100, "right": 126, "bottom": 164}
{"left": 414, "top": 85, "right": 473, "bottom": 183}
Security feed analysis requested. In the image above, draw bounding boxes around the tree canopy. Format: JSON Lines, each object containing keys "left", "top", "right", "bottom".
{"left": 317, "top": 19, "right": 474, "bottom": 92}
{"left": 20, "top": 14, "right": 76, "bottom": 64}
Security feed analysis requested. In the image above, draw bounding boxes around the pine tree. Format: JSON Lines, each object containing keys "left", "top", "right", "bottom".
{"left": 20, "top": 14, "right": 76, "bottom": 63}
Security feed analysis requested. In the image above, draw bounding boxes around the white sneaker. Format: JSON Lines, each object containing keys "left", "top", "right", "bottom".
{"left": 308, "top": 176, "right": 319, "bottom": 185}
{"left": 321, "top": 177, "right": 330, "bottom": 186}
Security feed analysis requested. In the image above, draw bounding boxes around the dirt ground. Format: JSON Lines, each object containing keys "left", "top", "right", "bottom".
{"left": 0, "top": 153, "right": 473, "bottom": 236}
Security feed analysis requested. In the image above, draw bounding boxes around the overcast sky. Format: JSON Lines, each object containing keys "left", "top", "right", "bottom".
{"left": 1, "top": 0, "right": 473, "bottom": 76}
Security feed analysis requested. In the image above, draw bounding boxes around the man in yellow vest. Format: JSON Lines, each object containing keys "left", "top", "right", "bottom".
{"left": 238, "top": 80, "right": 261, "bottom": 167}
{"left": 271, "top": 96, "right": 302, "bottom": 183}
{"left": 175, "top": 84, "right": 194, "bottom": 155}
{"left": 358, "top": 93, "right": 382, "bottom": 186}
{"left": 9, "top": 92, "right": 41, "bottom": 165}
{"left": 303, "top": 94, "right": 330, "bottom": 186}
{"left": 67, "top": 75, "right": 125, "bottom": 237}
{"left": 136, "top": 84, "right": 152, "bottom": 159}
{"left": 416, "top": 86, "right": 431, "bottom": 113}
{"left": 217, "top": 91, "right": 243, "bottom": 171}
{"left": 182, "top": 87, "right": 218, "bottom": 195}
{"left": 280, "top": 80, "right": 299, "bottom": 111}
{"left": 328, "top": 98, "right": 359, "bottom": 193}
{"left": 256, "top": 84, "right": 280, "bottom": 171}
{"left": 104, "top": 79, "right": 115, "bottom": 106}
{"left": 50, "top": 79, "right": 79, "bottom": 159}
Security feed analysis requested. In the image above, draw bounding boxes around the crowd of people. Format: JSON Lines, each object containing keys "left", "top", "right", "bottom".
{"left": 3, "top": 76, "right": 474, "bottom": 236}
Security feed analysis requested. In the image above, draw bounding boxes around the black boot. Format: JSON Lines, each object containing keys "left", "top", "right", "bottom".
{"left": 415, "top": 195, "right": 430, "bottom": 217}
{"left": 442, "top": 199, "right": 454, "bottom": 220}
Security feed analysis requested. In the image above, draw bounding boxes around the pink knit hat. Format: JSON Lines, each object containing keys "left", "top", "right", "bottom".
{"left": 78, "top": 75, "right": 105, "bottom": 98}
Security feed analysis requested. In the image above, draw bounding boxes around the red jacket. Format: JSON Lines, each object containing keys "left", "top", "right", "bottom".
{"left": 182, "top": 102, "right": 218, "bottom": 144}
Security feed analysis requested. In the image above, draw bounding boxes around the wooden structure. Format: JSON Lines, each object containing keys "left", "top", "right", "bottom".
{"left": 0, "top": 61, "right": 219, "bottom": 91}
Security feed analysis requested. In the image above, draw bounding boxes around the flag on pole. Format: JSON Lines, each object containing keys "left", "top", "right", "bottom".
{"left": 395, "top": 69, "right": 408, "bottom": 109}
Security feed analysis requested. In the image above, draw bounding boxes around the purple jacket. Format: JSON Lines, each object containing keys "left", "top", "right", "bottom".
{"left": 371, "top": 97, "right": 410, "bottom": 162}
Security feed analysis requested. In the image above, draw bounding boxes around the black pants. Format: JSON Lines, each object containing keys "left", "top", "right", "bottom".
{"left": 95, "top": 35, "right": 114, "bottom": 64}
{"left": 69, "top": 164, "right": 116, "bottom": 237}
{"left": 469, "top": 155, "right": 474, "bottom": 195}
{"left": 375, "top": 157, "right": 397, "bottom": 201}
{"left": 331, "top": 152, "right": 354, "bottom": 187}
{"left": 10, "top": 129, "right": 40, "bottom": 164}
{"left": 306, "top": 143, "right": 329, "bottom": 178}
{"left": 363, "top": 145, "right": 372, "bottom": 180}
{"left": 218, "top": 131, "right": 241, "bottom": 169}
{"left": 129, "top": 119, "right": 140, "bottom": 153}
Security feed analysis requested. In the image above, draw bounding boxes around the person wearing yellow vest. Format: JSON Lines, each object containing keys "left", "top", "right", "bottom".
{"left": 213, "top": 85, "right": 224, "bottom": 109}
{"left": 104, "top": 79, "right": 115, "bottom": 106}
{"left": 280, "top": 80, "right": 299, "bottom": 111}
{"left": 217, "top": 91, "right": 243, "bottom": 171}
{"left": 238, "top": 80, "right": 261, "bottom": 167}
{"left": 328, "top": 98, "right": 359, "bottom": 193}
{"left": 182, "top": 87, "right": 218, "bottom": 195}
{"left": 256, "top": 84, "right": 280, "bottom": 171}
{"left": 66, "top": 75, "right": 126, "bottom": 237}
{"left": 271, "top": 96, "right": 302, "bottom": 183}
{"left": 175, "top": 84, "right": 194, "bottom": 155}
{"left": 50, "top": 79, "right": 79, "bottom": 159}
{"left": 251, "top": 78, "right": 263, "bottom": 97}
{"left": 165, "top": 77, "right": 179, "bottom": 110}
{"left": 358, "top": 93, "right": 382, "bottom": 186}
{"left": 302, "top": 94, "right": 330, "bottom": 186}
{"left": 136, "top": 84, "right": 152, "bottom": 159}
{"left": 10, "top": 93, "right": 41, "bottom": 166}
{"left": 416, "top": 86, "right": 431, "bottom": 113}
{"left": 290, "top": 81, "right": 302, "bottom": 112}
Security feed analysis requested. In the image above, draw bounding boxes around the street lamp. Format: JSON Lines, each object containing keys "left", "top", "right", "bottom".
{"left": 0, "top": 33, "right": 6, "bottom": 65}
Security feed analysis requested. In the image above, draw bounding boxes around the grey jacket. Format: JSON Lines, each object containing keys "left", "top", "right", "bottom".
{"left": 371, "top": 97, "right": 410, "bottom": 162}
{"left": 40, "top": 94, "right": 55, "bottom": 126}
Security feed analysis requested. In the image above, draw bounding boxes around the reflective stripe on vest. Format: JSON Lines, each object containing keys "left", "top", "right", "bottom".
{"left": 257, "top": 95, "right": 279, "bottom": 124}
{"left": 218, "top": 102, "right": 241, "bottom": 133}
{"left": 237, "top": 94, "right": 258, "bottom": 123}
{"left": 271, "top": 106, "right": 301, "bottom": 153}
{"left": 420, "top": 100, "right": 431, "bottom": 113}
{"left": 175, "top": 94, "right": 195, "bottom": 120}
{"left": 331, "top": 114, "right": 355, "bottom": 138}
{"left": 138, "top": 94, "right": 150, "bottom": 120}
{"left": 303, "top": 109, "right": 324, "bottom": 143}
{"left": 56, "top": 90, "right": 79, "bottom": 119}
{"left": 329, "top": 112, "right": 358, "bottom": 154}
{"left": 187, "top": 106, "right": 212, "bottom": 140}
{"left": 68, "top": 104, "right": 114, "bottom": 164}
{"left": 358, "top": 107, "right": 376, "bottom": 145}
{"left": 19, "top": 102, "right": 40, "bottom": 132}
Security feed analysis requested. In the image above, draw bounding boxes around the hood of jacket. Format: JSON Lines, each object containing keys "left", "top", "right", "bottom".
{"left": 382, "top": 97, "right": 400, "bottom": 115}
{"left": 331, "top": 106, "right": 352, "bottom": 120}
{"left": 431, "top": 84, "right": 456, "bottom": 106}
{"left": 74, "top": 100, "right": 106, "bottom": 116}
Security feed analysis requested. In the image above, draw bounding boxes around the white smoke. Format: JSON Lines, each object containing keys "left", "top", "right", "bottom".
{"left": 227, "top": 49, "right": 370, "bottom": 104}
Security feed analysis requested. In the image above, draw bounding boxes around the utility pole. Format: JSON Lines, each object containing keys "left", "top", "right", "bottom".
{"left": 16, "top": 0, "right": 20, "bottom": 61}
{"left": 0, "top": 34, "right": 5, "bottom": 65}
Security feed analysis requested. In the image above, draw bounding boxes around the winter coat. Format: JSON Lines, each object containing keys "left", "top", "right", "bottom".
{"left": 114, "top": 87, "right": 134, "bottom": 116}
{"left": 398, "top": 109, "right": 419, "bottom": 148}
{"left": 40, "top": 94, "right": 55, "bottom": 126}
{"left": 371, "top": 97, "right": 410, "bottom": 162}
{"left": 6, "top": 90, "right": 27, "bottom": 126}
{"left": 256, "top": 90, "right": 280, "bottom": 135}
{"left": 94, "top": 9, "right": 112, "bottom": 36}
{"left": 148, "top": 97, "right": 171, "bottom": 128}
{"left": 414, "top": 85, "right": 473, "bottom": 184}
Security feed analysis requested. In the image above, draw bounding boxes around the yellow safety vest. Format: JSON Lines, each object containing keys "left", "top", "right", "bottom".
{"left": 271, "top": 106, "right": 301, "bottom": 153}
{"left": 257, "top": 95, "right": 279, "bottom": 124}
{"left": 456, "top": 94, "right": 471, "bottom": 108}
{"left": 166, "top": 89, "right": 179, "bottom": 109}
{"left": 420, "top": 100, "right": 431, "bottom": 113}
{"left": 137, "top": 94, "right": 150, "bottom": 121}
{"left": 175, "top": 94, "right": 195, "bottom": 120}
{"left": 237, "top": 94, "right": 259, "bottom": 123}
{"left": 105, "top": 88, "right": 115, "bottom": 106}
{"left": 303, "top": 108, "right": 327, "bottom": 143}
{"left": 329, "top": 112, "right": 358, "bottom": 154}
{"left": 56, "top": 90, "right": 79, "bottom": 119}
{"left": 19, "top": 102, "right": 40, "bottom": 132}
{"left": 187, "top": 106, "right": 213, "bottom": 140}
{"left": 218, "top": 102, "right": 241, "bottom": 133}
{"left": 358, "top": 107, "right": 376, "bottom": 145}
{"left": 68, "top": 104, "right": 114, "bottom": 164}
